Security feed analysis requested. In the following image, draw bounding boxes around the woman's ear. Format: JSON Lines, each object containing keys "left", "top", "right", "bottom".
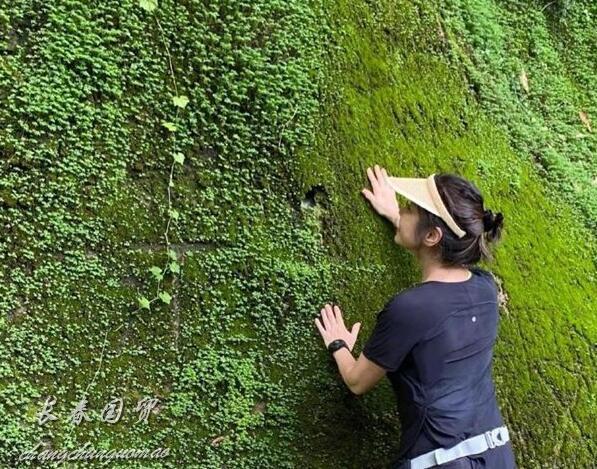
{"left": 424, "top": 226, "right": 443, "bottom": 248}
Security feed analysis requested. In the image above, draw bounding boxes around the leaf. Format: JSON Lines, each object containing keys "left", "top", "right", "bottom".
{"left": 172, "top": 95, "right": 189, "bottom": 108}
{"left": 169, "top": 261, "right": 180, "bottom": 274}
{"left": 139, "top": 0, "right": 158, "bottom": 12}
{"left": 159, "top": 291, "right": 172, "bottom": 304}
{"left": 149, "top": 265, "right": 163, "bottom": 280}
{"left": 519, "top": 70, "right": 529, "bottom": 93}
{"left": 162, "top": 121, "right": 177, "bottom": 132}
{"left": 138, "top": 296, "right": 151, "bottom": 310}
{"left": 173, "top": 152, "right": 185, "bottom": 165}
{"left": 579, "top": 111, "right": 592, "bottom": 132}
{"left": 169, "top": 208, "right": 179, "bottom": 220}
{"left": 167, "top": 249, "right": 178, "bottom": 261}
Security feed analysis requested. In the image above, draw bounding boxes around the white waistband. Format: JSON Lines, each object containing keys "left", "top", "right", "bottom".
{"left": 409, "top": 425, "right": 510, "bottom": 469}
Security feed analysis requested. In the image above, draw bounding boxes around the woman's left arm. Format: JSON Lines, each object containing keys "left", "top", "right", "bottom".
{"left": 315, "top": 303, "right": 386, "bottom": 395}
{"left": 332, "top": 348, "right": 387, "bottom": 395}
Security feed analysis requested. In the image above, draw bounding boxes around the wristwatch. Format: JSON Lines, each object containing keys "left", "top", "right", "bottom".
{"left": 328, "top": 339, "right": 349, "bottom": 354}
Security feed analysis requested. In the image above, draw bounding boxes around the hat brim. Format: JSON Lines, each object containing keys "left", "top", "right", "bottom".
{"left": 384, "top": 175, "right": 440, "bottom": 217}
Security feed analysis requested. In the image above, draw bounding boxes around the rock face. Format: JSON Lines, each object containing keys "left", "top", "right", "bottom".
{"left": 0, "top": 1, "right": 595, "bottom": 468}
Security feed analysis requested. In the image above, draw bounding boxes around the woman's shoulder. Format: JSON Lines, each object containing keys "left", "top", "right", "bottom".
{"left": 392, "top": 266, "right": 497, "bottom": 302}
{"left": 470, "top": 266, "right": 499, "bottom": 292}
{"left": 470, "top": 265, "right": 492, "bottom": 278}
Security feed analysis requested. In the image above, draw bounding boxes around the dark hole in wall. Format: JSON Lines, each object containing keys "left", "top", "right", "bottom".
{"left": 301, "top": 184, "right": 328, "bottom": 209}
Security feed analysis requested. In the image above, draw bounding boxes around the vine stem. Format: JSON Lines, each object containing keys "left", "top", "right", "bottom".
{"left": 84, "top": 9, "right": 183, "bottom": 395}
{"left": 84, "top": 323, "right": 124, "bottom": 396}
{"left": 155, "top": 16, "right": 178, "bottom": 96}
{"left": 158, "top": 4, "right": 181, "bottom": 291}
{"left": 84, "top": 296, "right": 157, "bottom": 395}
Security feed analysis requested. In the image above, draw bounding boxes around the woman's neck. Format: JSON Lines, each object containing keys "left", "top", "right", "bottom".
{"left": 419, "top": 260, "right": 471, "bottom": 283}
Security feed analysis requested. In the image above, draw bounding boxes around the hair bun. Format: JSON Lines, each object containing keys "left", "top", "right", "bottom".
{"left": 482, "top": 209, "right": 494, "bottom": 232}
{"left": 483, "top": 209, "right": 504, "bottom": 234}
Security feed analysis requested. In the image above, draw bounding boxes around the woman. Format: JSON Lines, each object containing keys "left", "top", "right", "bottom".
{"left": 315, "top": 165, "right": 516, "bottom": 468}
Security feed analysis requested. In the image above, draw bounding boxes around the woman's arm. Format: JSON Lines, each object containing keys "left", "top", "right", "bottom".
{"left": 332, "top": 348, "right": 387, "bottom": 395}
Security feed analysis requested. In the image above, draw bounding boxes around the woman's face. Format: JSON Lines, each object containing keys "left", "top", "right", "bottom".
{"left": 393, "top": 200, "right": 420, "bottom": 250}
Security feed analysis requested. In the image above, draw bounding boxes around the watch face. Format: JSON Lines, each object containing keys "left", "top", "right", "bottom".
{"left": 329, "top": 340, "right": 346, "bottom": 352}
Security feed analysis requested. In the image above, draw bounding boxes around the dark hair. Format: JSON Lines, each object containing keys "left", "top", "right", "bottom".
{"left": 412, "top": 173, "right": 504, "bottom": 266}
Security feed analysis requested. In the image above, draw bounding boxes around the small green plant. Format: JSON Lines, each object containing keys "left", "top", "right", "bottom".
{"left": 86, "top": 0, "right": 191, "bottom": 393}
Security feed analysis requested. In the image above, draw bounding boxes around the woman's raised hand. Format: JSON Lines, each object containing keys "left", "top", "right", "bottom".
{"left": 315, "top": 303, "right": 361, "bottom": 352}
{"left": 361, "top": 165, "right": 401, "bottom": 227}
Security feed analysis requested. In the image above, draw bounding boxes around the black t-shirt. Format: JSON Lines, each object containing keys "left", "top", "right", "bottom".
{"left": 362, "top": 267, "right": 514, "bottom": 465}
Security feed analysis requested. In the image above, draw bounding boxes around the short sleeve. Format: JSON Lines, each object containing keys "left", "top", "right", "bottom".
{"left": 362, "top": 294, "right": 427, "bottom": 372}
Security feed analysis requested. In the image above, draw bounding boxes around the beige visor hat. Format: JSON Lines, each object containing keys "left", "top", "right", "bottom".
{"left": 384, "top": 173, "right": 467, "bottom": 239}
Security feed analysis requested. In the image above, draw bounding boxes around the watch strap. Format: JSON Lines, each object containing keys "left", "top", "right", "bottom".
{"left": 328, "top": 339, "right": 349, "bottom": 354}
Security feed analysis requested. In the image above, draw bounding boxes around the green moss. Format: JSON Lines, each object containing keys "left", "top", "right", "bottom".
{"left": 1, "top": 0, "right": 595, "bottom": 467}
{"left": 440, "top": 0, "right": 597, "bottom": 235}
{"left": 292, "top": 0, "right": 595, "bottom": 466}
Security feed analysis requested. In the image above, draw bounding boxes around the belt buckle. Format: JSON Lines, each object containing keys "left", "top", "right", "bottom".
{"left": 485, "top": 430, "right": 495, "bottom": 449}
{"left": 485, "top": 427, "right": 506, "bottom": 449}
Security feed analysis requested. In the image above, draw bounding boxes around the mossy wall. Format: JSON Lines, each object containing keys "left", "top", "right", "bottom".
{"left": 0, "top": 0, "right": 595, "bottom": 468}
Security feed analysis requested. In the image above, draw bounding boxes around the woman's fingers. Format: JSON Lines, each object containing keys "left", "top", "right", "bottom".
{"left": 316, "top": 304, "right": 357, "bottom": 350}
{"left": 367, "top": 165, "right": 391, "bottom": 194}
{"left": 333, "top": 305, "right": 345, "bottom": 328}
{"left": 324, "top": 304, "right": 336, "bottom": 328}
{"left": 320, "top": 306, "right": 332, "bottom": 330}
{"left": 363, "top": 165, "right": 399, "bottom": 221}
{"left": 314, "top": 317, "right": 326, "bottom": 336}
{"left": 377, "top": 165, "right": 393, "bottom": 192}
{"left": 374, "top": 165, "right": 384, "bottom": 186}
{"left": 367, "top": 167, "right": 379, "bottom": 192}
